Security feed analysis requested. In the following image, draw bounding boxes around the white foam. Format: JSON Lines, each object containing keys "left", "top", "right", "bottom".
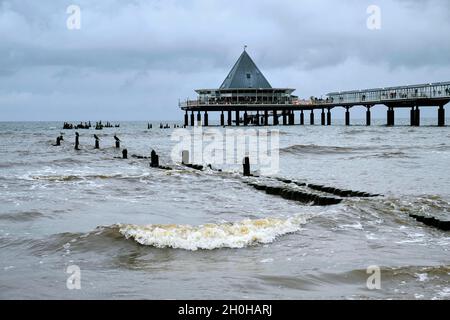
{"left": 119, "top": 216, "right": 306, "bottom": 251}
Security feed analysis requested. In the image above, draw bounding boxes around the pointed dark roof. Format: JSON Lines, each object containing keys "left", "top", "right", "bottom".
{"left": 220, "top": 50, "right": 272, "bottom": 89}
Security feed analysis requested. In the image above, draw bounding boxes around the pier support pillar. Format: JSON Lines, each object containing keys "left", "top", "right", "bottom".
{"left": 204, "top": 111, "right": 208, "bottom": 127}
{"left": 410, "top": 107, "right": 415, "bottom": 126}
{"left": 414, "top": 106, "right": 420, "bottom": 126}
{"left": 220, "top": 111, "right": 225, "bottom": 126}
{"left": 282, "top": 110, "right": 287, "bottom": 125}
{"left": 438, "top": 105, "right": 445, "bottom": 127}
{"left": 190, "top": 111, "right": 195, "bottom": 127}
{"left": 310, "top": 110, "right": 315, "bottom": 125}
{"left": 345, "top": 107, "right": 350, "bottom": 126}
{"left": 300, "top": 110, "right": 304, "bottom": 125}
{"left": 184, "top": 111, "right": 188, "bottom": 127}
{"left": 264, "top": 110, "right": 269, "bottom": 126}
{"left": 243, "top": 111, "right": 248, "bottom": 126}
{"left": 289, "top": 111, "right": 295, "bottom": 125}
{"left": 366, "top": 107, "right": 371, "bottom": 126}
{"left": 321, "top": 109, "right": 326, "bottom": 126}
{"left": 327, "top": 108, "right": 331, "bottom": 126}
{"left": 197, "top": 111, "right": 201, "bottom": 126}
{"left": 273, "top": 110, "right": 279, "bottom": 125}
{"left": 387, "top": 107, "right": 395, "bottom": 126}
{"left": 228, "top": 110, "right": 232, "bottom": 126}
{"left": 235, "top": 110, "right": 240, "bottom": 126}
{"left": 255, "top": 111, "right": 260, "bottom": 126}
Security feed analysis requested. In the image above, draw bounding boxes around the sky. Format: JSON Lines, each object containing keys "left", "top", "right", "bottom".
{"left": 0, "top": 0, "right": 449, "bottom": 121}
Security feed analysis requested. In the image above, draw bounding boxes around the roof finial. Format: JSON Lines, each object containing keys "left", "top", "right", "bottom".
{"left": 244, "top": 45, "right": 247, "bottom": 51}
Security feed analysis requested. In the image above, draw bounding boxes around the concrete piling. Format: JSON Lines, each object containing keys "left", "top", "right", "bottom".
{"left": 321, "top": 109, "right": 326, "bottom": 126}
{"left": 228, "top": 110, "right": 232, "bottom": 126}
{"left": 345, "top": 107, "right": 350, "bottom": 126}
{"left": 414, "top": 106, "right": 420, "bottom": 126}
{"left": 264, "top": 110, "right": 269, "bottom": 126}
{"left": 310, "top": 110, "right": 314, "bottom": 125}
{"left": 243, "top": 157, "right": 251, "bottom": 177}
{"left": 282, "top": 110, "right": 287, "bottom": 125}
{"left": 184, "top": 111, "right": 188, "bottom": 127}
{"left": 410, "top": 107, "right": 415, "bottom": 126}
{"left": 366, "top": 107, "right": 371, "bottom": 126}
{"left": 273, "top": 110, "right": 279, "bottom": 125}
{"left": 204, "top": 111, "right": 209, "bottom": 126}
{"left": 190, "top": 111, "right": 195, "bottom": 126}
{"left": 327, "top": 108, "right": 331, "bottom": 126}
{"left": 122, "top": 149, "right": 128, "bottom": 159}
{"left": 244, "top": 111, "right": 248, "bottom": 126}
{"left": 235, "top": 110, "right": 240, "bottom": 126}
{"left": 387, "top": 107, "right": 395, "bottom": 126}
{"left": 300, "top": 110, "right": 304, "bottom": 125}
{"left": 438, "top": 105, "right": 445, "bottom": 127}
{"left": 220, "top": 111, "right": 225, "bottom": 126}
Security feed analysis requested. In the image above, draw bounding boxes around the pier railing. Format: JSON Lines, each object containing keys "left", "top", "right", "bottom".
{"left": 317, "top": 81, "right": 450, "bottom": 106}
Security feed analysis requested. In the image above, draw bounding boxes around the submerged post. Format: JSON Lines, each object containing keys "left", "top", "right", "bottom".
{"left": 438, "top": 105, "right": 445, "bottom": 127}
{"left": 243, "top": 157, "right": 251, "bottom": 177}
{"left": 150, "top": 150, "right": 159, "bottom": 168}
{"left": 122, "top": 149, "right": 128, "bottom": 159}
{"left": 114, "top": 135, "right": 120, "bottom": 148}
{"left": 55, "top": 136, "right": 61, "bottom": 146}
{"left": 94, "top": 136, "right": 99, "bottom": 149}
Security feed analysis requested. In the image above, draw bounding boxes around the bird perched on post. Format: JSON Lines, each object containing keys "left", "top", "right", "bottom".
{"left": 75, "top": 132, "right": 79, "bottom": 137}
{"left": 94, "top": 134, "right": 100, "bottom": 141}
{"left": 114, "top": 135, "right": 120, "bottom": 142}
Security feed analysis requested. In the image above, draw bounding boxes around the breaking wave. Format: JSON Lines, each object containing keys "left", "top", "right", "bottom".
{"left": 119, "top": 216, "right": 307, "bottom": 251}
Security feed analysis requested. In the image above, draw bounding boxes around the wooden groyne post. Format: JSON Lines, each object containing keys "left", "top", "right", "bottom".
{"left": 75, "top": 132, "right": 80, "bottom": 150}
{"left": 243, "top": 157, "right": 251, "bottom": 177}
{"left": 114, "top": 135, "right": 120, "bottom": 148}
{"left": 150, "top": 150, "right": 159, "bottom": 168}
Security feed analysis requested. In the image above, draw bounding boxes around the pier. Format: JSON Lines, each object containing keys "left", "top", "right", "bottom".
{"left": 179, "top": 49, "right": 450, "bottom": 127}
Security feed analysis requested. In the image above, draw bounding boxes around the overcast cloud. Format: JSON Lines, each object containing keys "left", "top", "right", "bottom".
{"left": 0, "top": 0, "right": 449, "bottom": 121}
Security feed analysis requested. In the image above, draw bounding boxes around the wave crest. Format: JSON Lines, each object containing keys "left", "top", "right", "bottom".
{"left": 119, "top": 216, "right": 306, "bottom": 251}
